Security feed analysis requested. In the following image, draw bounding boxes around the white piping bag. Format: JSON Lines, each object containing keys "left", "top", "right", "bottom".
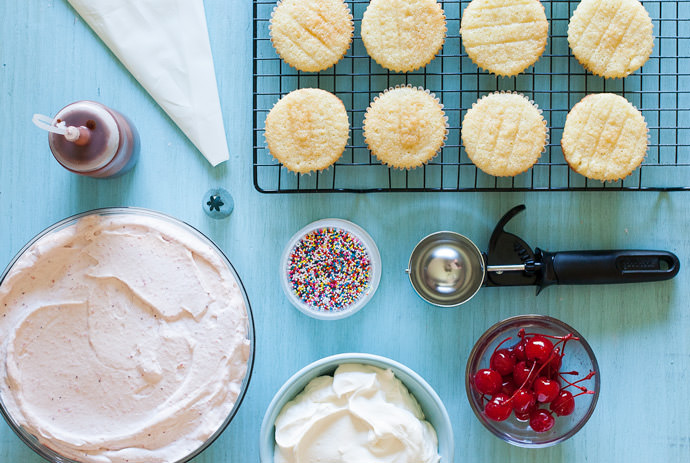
{"left": 67, "top": 0, "right": 230, "bottom": 166}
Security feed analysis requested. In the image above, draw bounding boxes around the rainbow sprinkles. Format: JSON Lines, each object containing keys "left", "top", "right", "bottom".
{"left": 287, "top": 227, "right": 372, "bottom": 312}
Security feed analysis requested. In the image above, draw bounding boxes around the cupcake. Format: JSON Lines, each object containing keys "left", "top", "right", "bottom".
{"left": 270, "top": 0, "right": 353, "bottom": 72}
{"left": 264, "top": 88, "right": 350, "bottom": 173}
{"left": 461, "top": 92, "right": 548, "bottom": 177}
{"left": 363, "top": 86, "right": 447, "bottom": 169}
{"left": 568, "top": 0, "right": 654, "bottom": 78}
{"left": 561, "top": 93, "right": 648, "bottom": 181}
{"left": 361, "top": 0, "right": 447, "bottom": 73}
{"left": 460, "top": 0, "right": 548, "bottom": 76}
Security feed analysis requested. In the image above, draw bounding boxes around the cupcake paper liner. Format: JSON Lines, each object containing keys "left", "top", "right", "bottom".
{"left": 363, "top": 84, "right": 449, "bottom": 170}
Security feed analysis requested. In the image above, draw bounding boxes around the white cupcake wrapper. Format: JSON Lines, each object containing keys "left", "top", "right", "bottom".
{"left": 562, "top": 93, "right": 649, "bottom": 182}
{"left": 269, "top": 0, "right": 354, "bottom": 73}
{"left": 461, "top": 0, "right": 547, "bottom": 77}
{"left": 568, "top": 0, "right": 654, "bottom": 79}
{"left": 363, "top": 84, "right": 449, "bottom": 170}
{"left": 467, "top": 90, "right": 550, "bottom": 154}
{"left": 264, "top": 88, "right": 350, "bottom": 175}
{"left": 462, "top": 91, "right": 550, "bottom": 177}
{"left": 362, "top": 0, "right": 447, "bottom": 73}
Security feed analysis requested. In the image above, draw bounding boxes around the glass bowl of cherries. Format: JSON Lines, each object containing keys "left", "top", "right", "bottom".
{"left": 465, "top": 314, "right": 600, "bottom": 447}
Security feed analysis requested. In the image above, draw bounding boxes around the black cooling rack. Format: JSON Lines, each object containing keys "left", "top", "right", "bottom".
{"left": 253, "top": 0, "right": 690, "bottom": 193}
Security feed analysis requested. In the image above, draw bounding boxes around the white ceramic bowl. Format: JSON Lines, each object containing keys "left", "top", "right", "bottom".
{"left": 280, "top": 219, "right": 382, "bottom": 320}
{"left": 259, "top": 353, "right": 454, "bottom": 462}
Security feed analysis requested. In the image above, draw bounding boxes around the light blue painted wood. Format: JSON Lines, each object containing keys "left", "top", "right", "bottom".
{"left": 0, "top": 1, "right": 688, "bottom": 462}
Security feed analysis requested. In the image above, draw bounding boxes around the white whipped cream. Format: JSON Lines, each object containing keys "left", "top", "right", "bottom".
{"left": 0, "top": 212, "right": 251, "bottom": 463}
{"left": 274, "top": 363, "right": 440, "bottom": 463}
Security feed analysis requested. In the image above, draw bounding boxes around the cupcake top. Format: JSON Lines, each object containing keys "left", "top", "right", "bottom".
{"left": 361, "top": 0, "right": 447, "bottom": 73}
{"left": 265, "top": 88, "right": 349, "bottom": 173}
{"left": 363, "top": 86, "right": 447, "bottom": 169}
{"left": 561, "top": 93, "right": 648, "bottom": 181}
{"left": 568, "top": 0, "right": 654, "bottom": 78}
{"left": 270, "top": 0, "right": 353, "bottom": 72}
{"left": 462, "top": 92, "right": 548, "bottom": 177}
{"left": 460, "top": 0, "right": 548, "bottom": 76}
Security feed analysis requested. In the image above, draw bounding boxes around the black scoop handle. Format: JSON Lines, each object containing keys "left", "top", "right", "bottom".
{"left": 538, "top": 249, "right": 680, "bottom": 286}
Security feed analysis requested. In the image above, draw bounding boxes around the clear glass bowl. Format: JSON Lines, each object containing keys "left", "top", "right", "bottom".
{"left": 465, "top": 315, "right": 600, "bottom": 448}
{"left": 259, "top": 353, "right": 454, "bottom": 462}
{"left": 0, "top": 207, "right": 255, "bottom": 463}
{"left": 280, "top": 219, "right": 382, "bottom": 320}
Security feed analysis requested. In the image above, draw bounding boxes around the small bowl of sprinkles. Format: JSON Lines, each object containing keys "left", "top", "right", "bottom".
{"left": 280, "top": 219, "right": 382, "bottom": 320}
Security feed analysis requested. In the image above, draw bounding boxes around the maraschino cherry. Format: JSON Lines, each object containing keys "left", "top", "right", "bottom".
{"left": 472, "top": 327, "right": 596, "bottom": 433}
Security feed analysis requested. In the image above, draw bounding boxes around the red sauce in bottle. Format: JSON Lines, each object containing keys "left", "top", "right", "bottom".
{"left": 48, "top": 101, "right": 139, "bottom": 178}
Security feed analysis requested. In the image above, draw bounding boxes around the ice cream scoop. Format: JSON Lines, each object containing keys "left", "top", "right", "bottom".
{"left": 407, "top": 205, "right": 680, "bottom": 307}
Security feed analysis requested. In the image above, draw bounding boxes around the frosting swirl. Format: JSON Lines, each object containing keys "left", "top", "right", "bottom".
{"left": 0, "top": 212, "right": 250, "bottom": 463}
{"left": 274, "top": 363, "right": 440, "bottom": 463}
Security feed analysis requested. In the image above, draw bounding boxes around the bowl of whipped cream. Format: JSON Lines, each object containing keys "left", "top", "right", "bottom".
{"left": 0, "top": 207, "right": 255, "bottom": 463}
{"left": 260, "top": 353, "right": 454, "bottom": 463}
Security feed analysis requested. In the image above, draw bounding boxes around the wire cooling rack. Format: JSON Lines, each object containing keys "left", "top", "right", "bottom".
{"left": 253, "top": 0, "right": 690, "bottom": 193}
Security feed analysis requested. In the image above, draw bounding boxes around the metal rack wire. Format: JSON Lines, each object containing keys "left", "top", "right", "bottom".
{"left": 253, "top": 0, "right": 690, "bottom": 193}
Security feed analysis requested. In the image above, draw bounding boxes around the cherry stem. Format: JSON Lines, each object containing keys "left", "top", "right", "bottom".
{"left": 560, "top": 370, "right": 596, "bottom": 393}
{"left": 559, "top": 333, "right": 578, "bottom": 357}
{"left": 504, "top": 361, "right": 538, "bottom": 404}
{"left": 579, "top": 370, "right": 596, "bottom": 381}
{"left": 519, "top": 331, "right": 578, "bottom": 360}
{"left": 521, "top": 331, "right": 580, "bottom": 343}
{"left": 530, "top": 345, "right": 561, "bottom": 380}
{"left": 492, "top": 335, "right": 514, "bottom": 355}
{"left": 508, "top": 330, "right": 597, "bottom": 402}
{"left": 509, "top": 346, "right": 563, "bottom": 402}
{"left": 517, "top": 362, "right": 537, "bottom": 392}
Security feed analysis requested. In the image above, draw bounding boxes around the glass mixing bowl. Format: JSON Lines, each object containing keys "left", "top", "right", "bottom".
{"left": 465, "top": 314, "right": 599, "bottom": 447}
{"left": 0, "top": 207, "right": 255, "bottom": 463}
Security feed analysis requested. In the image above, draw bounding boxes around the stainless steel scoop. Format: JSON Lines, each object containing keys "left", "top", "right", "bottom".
{"left": 406, "top": 232, "right": 483, "bottom": 307}
{"left": 406, "top": 205, "right": 680, "bottom": 307}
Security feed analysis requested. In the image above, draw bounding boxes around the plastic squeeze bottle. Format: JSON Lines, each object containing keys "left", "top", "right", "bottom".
{"left": 33, "top": 101, "right": 139, "bottom": 178}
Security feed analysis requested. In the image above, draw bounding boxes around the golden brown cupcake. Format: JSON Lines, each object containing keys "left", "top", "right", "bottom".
{"left": 270, "top": 0, "right": 354, "bottom": 72}
{"left": 361, "top": 0, "right": 447, "bottom": 73}
{"left": 561, "top": 93, "right": 648, "bottom": 181}
{"left": 460, "top": 0, "right": 548, "bottom": 76}
{"left": 265, "top": 88, "right": 349, "bottom": 173}
{"left": 568, "top": 0, "right": 654, "bottom": 78}
{"left": 363, "top": 86, "right": 447, "bottom": 169}
{"left": 462, "top": 92, "right": 548, "bottom": 176}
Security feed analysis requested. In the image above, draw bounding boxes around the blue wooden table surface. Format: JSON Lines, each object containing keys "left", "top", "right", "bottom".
{"left": 1, "top": 1, "right": 688, "bottom": 461}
